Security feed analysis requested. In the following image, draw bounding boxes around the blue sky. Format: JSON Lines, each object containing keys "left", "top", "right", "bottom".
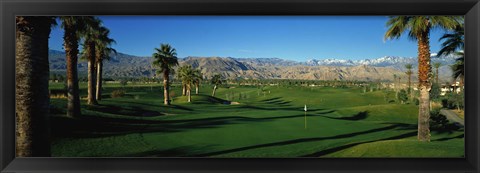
{"left": 48, "top": 16, "right": 449, "bottom": 61}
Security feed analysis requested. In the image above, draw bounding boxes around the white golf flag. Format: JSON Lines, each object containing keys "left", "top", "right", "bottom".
{"left": 304, "top": 104, "right": 307, "bottom": 112}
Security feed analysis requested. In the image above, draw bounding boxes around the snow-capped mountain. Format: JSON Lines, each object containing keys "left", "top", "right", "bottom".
{"left": 306, "top": 55, "right": 458, "bottom": 70}
{"left": 306, "top": 58, "right": 357, "bottom": 66}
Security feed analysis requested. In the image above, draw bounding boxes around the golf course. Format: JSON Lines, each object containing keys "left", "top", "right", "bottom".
{"left": 49, "top": 82, "right": 465, "bottom": 157}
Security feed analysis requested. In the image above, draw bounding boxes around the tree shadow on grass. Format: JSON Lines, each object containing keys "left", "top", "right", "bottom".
{"left": 106, "top": 99, "right": 195, "bottom": 111}
{"left": 312, "top": 110, "right": 337, "bottom": 115}
{"left": 433, "top": 133, "right": 464, "bottom": 142}
{"left": 322, "top": 111, "right": 369, "bottom": 121}
{"left": 260, "top": 97, "right": 282, "bottom": 102}
{"left": 50, "top": 115, "right": 249, "bottom": 139}
{"left": 301, "top": 131, "right": 418, "bottom": 157}
{"left": 50, "top": 109, "right": 341, "bottom": 140}
{"left": 85, "top": 104, "right": 164, "bottom": 117}
{"left": 126, "top": 144, "right": 219, "bottom": 157}
{"left": 239, "top": 104, "right": 325, "bottom": 112}
{"left": 127, "top": 147, "right": 196, "bottom": 157}
{"left": 262, "top": 97, "right": 294, "bottom": 106}
{"left": 192, "top": 123, "right": 415, "bottom": 157}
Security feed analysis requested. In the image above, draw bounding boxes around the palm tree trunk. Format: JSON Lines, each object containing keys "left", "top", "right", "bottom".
{"left": 64, "top": 24, "right": 81, "bottom": 118}
{"left": 436, "top": 67, "right": 439, "bottom": 84}
{"left": 163, "top": 70, "right": 170, "bottom": 105}
{"left": 188, "top": 83, "right": 192, "bottom": 102}
{"left": 417, "top": 32, "right": 431, "bottom": 142}
{"left": 212, "top": 85, "right": 217, "bottom": 96}
{"left": 87, "top": 42, "right": 97, "bottom": 105}
{"left": 182, "top": 84, "right": 186, "bottom": 96}
{"left": 96, "top": 60, "right": 103, "bottom": 101}
{"left": 15, "top": 17, "right": 52, "bottom": 157}
{"left": 196, "top": 83, "right": 199, "bottom": 95}
{"left": 408, "top": 75, "right": 411, "bottom": 93}
{"left": 408, "top": 74, "right": 413, "bottom": 102}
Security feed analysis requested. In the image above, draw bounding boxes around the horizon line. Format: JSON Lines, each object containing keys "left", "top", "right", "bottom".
{"left": 49, "top": 49, "right": 449, "bottom": 62}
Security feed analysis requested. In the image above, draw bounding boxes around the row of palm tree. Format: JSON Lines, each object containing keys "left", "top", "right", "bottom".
{"left": 15, "top": 16, "right": 116, "bottom": 156}
{"left": 177, "top": 65, "right": 203, "bottom": 102}
{"left": 79, "top": 18, "right": 117, "bottom": 105}
{"left": 153, "top": 44, "right": 227, "bottom": 104}
{"left": 60, "top": 16, "right": 116, "bottom": 117}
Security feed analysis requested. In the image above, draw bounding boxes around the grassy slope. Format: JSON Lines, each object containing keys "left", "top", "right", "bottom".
{"left": 49, "top": 82, "right": 464, "bottom": 157}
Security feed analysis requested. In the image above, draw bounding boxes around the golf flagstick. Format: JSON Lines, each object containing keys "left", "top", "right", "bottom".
{"left": 304, "top": 104, "right": 307, "bottom": 129}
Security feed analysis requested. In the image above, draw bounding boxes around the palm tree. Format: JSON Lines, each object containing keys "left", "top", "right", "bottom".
{"left": 438, "top": 23, "right": 464, "bottom": 92}
{"left": 451, "top": 52, "right": 464, "bottom": 90}
{"left": 438, "top": 23, "right": 464, "bottom": 57}
{"left": 397, "top": 76, "right": 402, "bottom": 89}
{"left": 95, "top": 27, "right": 116, "bottom": 101}
{"left": 80, "top": 17, "right": 102, "bottom": 105}
{"left": 385, "top": 16, "right": 461, "bottom": 142}
{"left": 177, "top": 65, "right": 195, "bottom": 102}
{"left": 393, "top": 74, "right": 397, "bottom": 91}
{"left": 211, "top": 74, "right": 223, "bottom": 97}
{"left": 152, "top": 44, "right": 179, "bottom": 105}
{"left": 405, "top": 64, "right": 413, "bottom": 94}
{"left": 176, "top": 65, "right": 189, "bottom": 96}
{"left": 193, "top": 69, "right": 203, "bottom": 95}
{"left": 16, "top": 16, "right": 56, "bottom": 157}
{"left": 433, "top": 62, "right": 442, "bottom": 84}
{"left": 60, "top": 16, "right": 95, "bottom": 117}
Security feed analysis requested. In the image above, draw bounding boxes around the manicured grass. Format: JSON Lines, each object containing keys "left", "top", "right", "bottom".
{"left": 49, "top": 82, "right": 464, "bottom": 157}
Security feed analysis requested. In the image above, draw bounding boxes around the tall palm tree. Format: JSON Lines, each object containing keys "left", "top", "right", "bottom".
{"left": 405, "top": 64, "right": 413, "bottom": 94}
{"left": 60, "top": 16, "right": 95, "bottom": 117}
{"left": 211, "top": 74, "right": 223, "bottom": 97}
{"left": 193, "top": 69, "right": 203, "bottom": 95}
{"left": 16, "top": 16, "right": 56, "bottom": 157}
{"left": 433, "top": 62, "right": 442, "bottom": 84}
{"left": 152, "top": 44, "right": 179, "bottom": 105}
{"left": 80, "top": 17, "right": 102, "bottom": 105}
{"left": 385, "top": 16, "right": 461, "bottom": 142}
{"left": 95, "top": 27, "right": 116, "bottom": 101}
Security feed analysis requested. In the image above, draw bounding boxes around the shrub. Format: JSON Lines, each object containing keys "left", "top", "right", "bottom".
{"left": 440, "top": 92, "right": 464, "bottom": 110}
{"left": 429, "top": 108, "right": 449, "bottom": 130}
{"left": 119, "top": 80, "right": 128, "bottom": 87}
{"left": 111, "top": 90, "right": 126, "bottom": 98}
{"left": 397, "top": 89, "right": 408, "bottom": 104}
{"left": 430, "top": 83, "right": 441, "bottom": 101}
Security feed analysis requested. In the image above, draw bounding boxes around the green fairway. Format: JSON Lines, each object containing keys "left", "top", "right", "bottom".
{"left": 49, "top": 82, "right": 464, "bottom": 157}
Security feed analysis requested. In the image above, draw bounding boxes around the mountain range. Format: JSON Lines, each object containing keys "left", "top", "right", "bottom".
{"left": 49, "top": 49, "right": 457, "bottom": 82}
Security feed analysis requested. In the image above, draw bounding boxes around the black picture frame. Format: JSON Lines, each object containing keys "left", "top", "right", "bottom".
{"left": 1, "top": 0, "right": 479, "bottom": 172}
